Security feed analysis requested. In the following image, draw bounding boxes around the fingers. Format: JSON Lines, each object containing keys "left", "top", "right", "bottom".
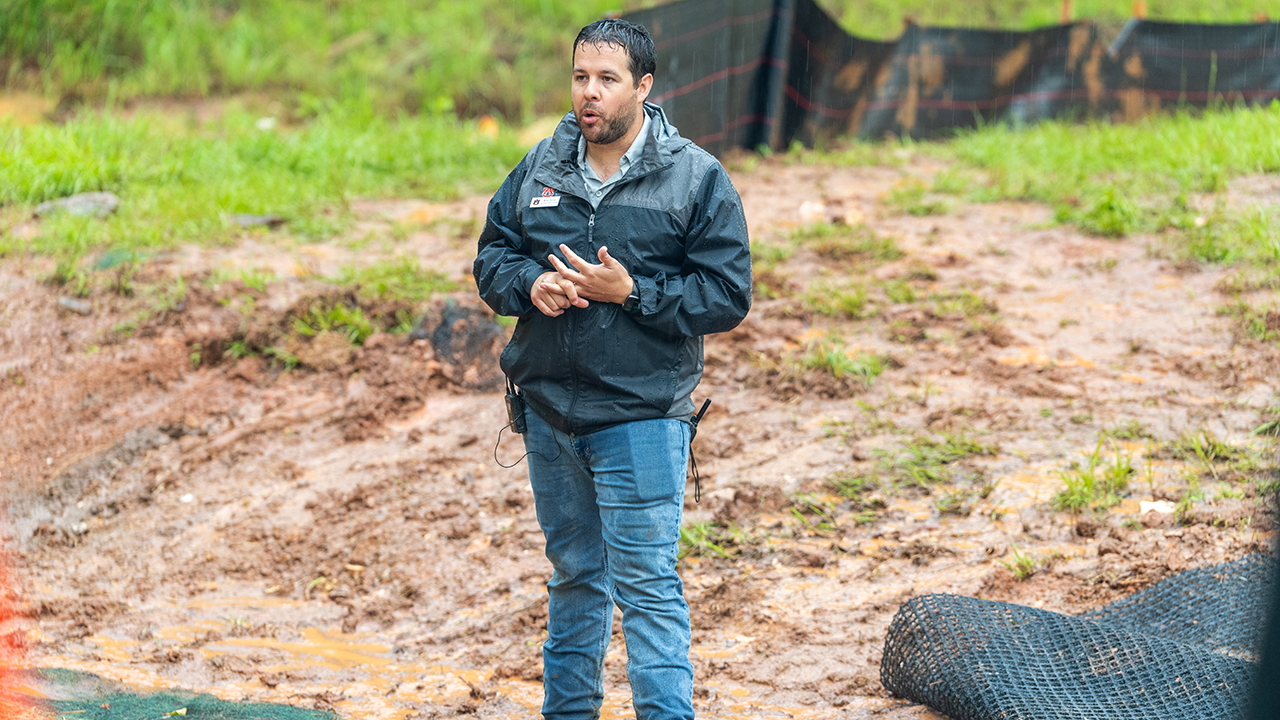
{"left": 558, "top": 244, "right": 591, "bottom": 274}
{"left": 540, "top": 276, "right": 588, "bottom": 308}
{"left": 532, "top": 292, "right": 563, "bottom": 317}
{"left": 597, "top": 245, "right": 616, "bottom": 267}
{"left": 548, "top": 253, "right": 586, "bottom": 284}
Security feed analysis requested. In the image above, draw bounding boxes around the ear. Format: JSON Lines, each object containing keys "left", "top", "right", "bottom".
{"left": 636, "top": 73, "right": 653, "bottom": 103}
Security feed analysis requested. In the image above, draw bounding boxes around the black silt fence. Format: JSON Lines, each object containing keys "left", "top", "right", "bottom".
{"left": 624, "top": 0, "right": 1280, "bottom": 152}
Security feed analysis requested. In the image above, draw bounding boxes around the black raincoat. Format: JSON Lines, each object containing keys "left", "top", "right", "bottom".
{"left": 474, "top": 103, "right": 752, "bottom": 436}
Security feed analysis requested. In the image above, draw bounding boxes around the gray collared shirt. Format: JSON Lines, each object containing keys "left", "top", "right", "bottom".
{"left": 577, "top": 113, "right": 650, "bottom": 210}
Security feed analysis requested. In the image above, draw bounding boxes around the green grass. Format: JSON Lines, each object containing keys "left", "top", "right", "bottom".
{"left": 880, "top": 432, "right": 997, "bottom": 488}
{"left": 0, "top": 0, "right": 616, "bottom": 120}
{"left": 800, "top": 340, "right": 887, "bottom": 385}
{"left": 0, "top": 106, "right": 524, "bottom": 256}
{"left": 939, "top": 103, "right": 1280, "bottom": 248}
{"left": 803, "top": 280, "right": 868, "bottom": 318}
{"left": 886, "top": 177, "right": 948, "bottom": 217}
{"left": 791, "top": 223, "right": 903, "bottom": 263}
{"left": 333, "top": 257, "right": 456, "bottom": 304}
{"left": 1217, "top": 299, "right": 1280, "bottom": 342}
{"left": 1051, "top": 438, "right": 1133, "bottom": 514}
{"left": 821, "top": 0, "right": 1280, "bottom": 39}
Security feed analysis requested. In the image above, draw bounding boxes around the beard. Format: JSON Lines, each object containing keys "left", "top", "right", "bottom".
{"left": 576, "top": 101, "right": 639, "bottom": 146}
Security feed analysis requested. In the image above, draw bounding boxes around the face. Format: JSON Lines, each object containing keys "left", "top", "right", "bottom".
{"left": 572, "top": 42, "right": 652, "bottom": 147}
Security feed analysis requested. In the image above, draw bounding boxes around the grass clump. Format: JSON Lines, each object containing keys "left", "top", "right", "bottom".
{"left": 803, "top": 280, "right": 868, "bottom": 318}
{"left": 800, "top": 340, "right": 886, "bottom": 386}
{"left": 333, "top": 257, "right": 456, "bottom": 303}
{"left": 1102, "top": 420, "right": 1154, "bottom": 440}
{"left": 999, "top": 542, "right": 1037, "bottom": 581}
{"left": 1051, "top": 438, "right": 1133, "bottom": 514}
{"left": 678, "top": 521, "right": 761, "bottom": 561}
{"left": 791, "top": 223, "right": 902, "bottom": 263}
{"left": 880, "top": 432, "right": 997, "bottom": 488}
{"left": 826, "top": 471, "right": 885, "bottom": 524}
{"left": 886, "top": 177, "right": 948, "bottom": 216}
{"left": 1217, "top": 299, "right": 1280, "bottom": 343}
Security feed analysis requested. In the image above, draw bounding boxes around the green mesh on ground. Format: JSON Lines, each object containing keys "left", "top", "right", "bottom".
{"left": 34, "top": 668, "right": 337, "bottom": 720}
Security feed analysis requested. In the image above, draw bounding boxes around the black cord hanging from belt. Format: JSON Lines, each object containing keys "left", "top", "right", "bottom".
{"left": 688, "top": 399, "right": 711, "bottom": 503}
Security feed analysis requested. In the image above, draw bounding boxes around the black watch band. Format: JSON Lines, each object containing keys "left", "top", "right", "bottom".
{"left": 622, "top": 288, "right": 641, "bottom": 313}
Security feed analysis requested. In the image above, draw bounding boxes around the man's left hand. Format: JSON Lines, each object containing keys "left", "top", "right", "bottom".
{"left": 547, "top": 245, "right": 634, "bottom": 305}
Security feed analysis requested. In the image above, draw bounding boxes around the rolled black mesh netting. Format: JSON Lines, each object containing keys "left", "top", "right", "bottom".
{"left": 881, "top": 553, "right": 1273, "bottom": 720}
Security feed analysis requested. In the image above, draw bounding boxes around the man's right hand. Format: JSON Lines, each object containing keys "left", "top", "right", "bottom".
{"left": 531, "top": 271, "right": 590, "bottom": 317}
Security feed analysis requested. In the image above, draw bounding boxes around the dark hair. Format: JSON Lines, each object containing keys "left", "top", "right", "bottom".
{"left": 573, "top": 18, "right": 656, "bottom": 87}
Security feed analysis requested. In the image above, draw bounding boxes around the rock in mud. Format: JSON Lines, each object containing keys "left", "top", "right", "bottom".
{"left": 227, "top": 213, "right": 286, "bottom": 228}
{"left": 34, "top": 191, "right": 120, "bottom": 219}
{"left": 57, "top": 297, "right": 92, "bottom": 315}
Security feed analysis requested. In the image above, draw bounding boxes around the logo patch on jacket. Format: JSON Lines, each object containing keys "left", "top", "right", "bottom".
{"left": 530, "top": 188, "right": 561, "bottom": 208}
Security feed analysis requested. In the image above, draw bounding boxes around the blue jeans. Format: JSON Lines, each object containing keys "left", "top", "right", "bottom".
{"left": 522, "top": 408, "right": 693, "bottom": 720}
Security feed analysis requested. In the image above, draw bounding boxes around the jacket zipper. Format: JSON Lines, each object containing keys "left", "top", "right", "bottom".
{"left": 565, "top": 210, "right": 595, "bottom": 435}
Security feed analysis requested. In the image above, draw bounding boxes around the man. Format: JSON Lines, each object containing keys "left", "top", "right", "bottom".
{"left": 473, "top": 18, "right": 752, "bottom": 720}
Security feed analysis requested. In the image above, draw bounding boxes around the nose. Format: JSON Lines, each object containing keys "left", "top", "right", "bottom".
{"left": 584, "top": 77, "right": 603, "bottom": 101}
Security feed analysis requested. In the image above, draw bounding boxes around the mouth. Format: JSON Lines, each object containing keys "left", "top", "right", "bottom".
{"left": 580, "top": 108, "right": 601, "bottom": 125}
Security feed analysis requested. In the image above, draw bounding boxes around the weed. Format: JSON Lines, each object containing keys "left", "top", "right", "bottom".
{"left": 932, "top": 289, "right": 997, "bottom": 319}
{"left": 791, "top": 223, "right": 902, "bottom": 263}
{"left": 1051, "top": 438, "right": 1133, "bottom": 513}
{"left": 828, "top": 472, "right": 876, "bottom": 500}
{"left": 1070, "top": 413, "right": 1094, "bottom": 424}
{"left": 333, "top": 257, "right": 455, "bottom": 303}
{"left": 1103, "top": 420, "right": 1153, "bottom": 440}
{"left": 224, "top": 341, "right": 253, "bottom": 360}
{"left": 881, "top": 279, "right": 916, "bottom": 304}
{"left": 678, "top": 522, "right": 733, "bottom": 559}
{"left": 800, "top": 340, "right": 886, "bottom": 386}
{"left": 933, "top": 484, "right": 993, "bottom": 517}
{"left": 883, "top": 432, "right": 997, "bottom": 488}
{"left": 1256, "top": 402, "right": 1280, "bottom": 438}
{"left": 803, "top": 281, "right": 868, "bottom": 318}
{"left": 1217, "top": 300, "right": 1280, "bottom": 343}
{"left": 1062, "top": 187, "right": 1141, "bottom": 238}
{"left": 292, "top": 301, "right": 376, "bottom": 345}
{"left": 790, "top": 493, "right": 839, "bottom": 534}
{"left": 999, "top": 542, "right": 1037, "bottom": 581}
{"left": 210, "top": 267, "right": 275, "bottom": 292}
{"left": 263, "top": 346, "right": 299, "bottom": 371}
{"left": 886, "top": 178, "right": 947, "bottom": 216}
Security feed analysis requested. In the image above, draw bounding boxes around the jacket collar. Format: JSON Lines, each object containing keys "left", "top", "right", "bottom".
{"left": 535, "top": 102, "right": 681, "bottom": 196}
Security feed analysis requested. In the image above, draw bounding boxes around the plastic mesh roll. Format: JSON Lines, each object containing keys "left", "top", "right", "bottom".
{"left": 881, "top": 554, "right": 1272, "bottom": 720}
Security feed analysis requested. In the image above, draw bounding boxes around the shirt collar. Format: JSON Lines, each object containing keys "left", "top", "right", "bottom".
{"left": 578, "top": 111, "right": 651, "bottom": 182}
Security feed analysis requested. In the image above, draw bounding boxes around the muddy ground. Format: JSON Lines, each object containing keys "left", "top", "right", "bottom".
{"left": 1, "top": 153, "right": 1277, "bottom": 719}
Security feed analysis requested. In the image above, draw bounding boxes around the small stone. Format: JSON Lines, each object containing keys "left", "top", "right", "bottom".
{"left": 58, "top": 297, "right": 92, "bottom": 315}
{"left": 797, "top": 200, "right": 827, "bottom": 224}
{"left": 1140, "top": 511, "right": 1171, "bottom": 528}
{"left": 34, "top": 191, "right": 120, "bottom": 219}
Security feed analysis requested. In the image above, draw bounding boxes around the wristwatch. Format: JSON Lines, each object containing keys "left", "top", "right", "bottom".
{"left": 622, "top": 287, "right": 641, "bottom": 313}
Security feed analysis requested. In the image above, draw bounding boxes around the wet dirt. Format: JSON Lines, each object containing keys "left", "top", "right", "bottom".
{"left": 1, "top": 152, "right": 1277, "bottom": 719}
